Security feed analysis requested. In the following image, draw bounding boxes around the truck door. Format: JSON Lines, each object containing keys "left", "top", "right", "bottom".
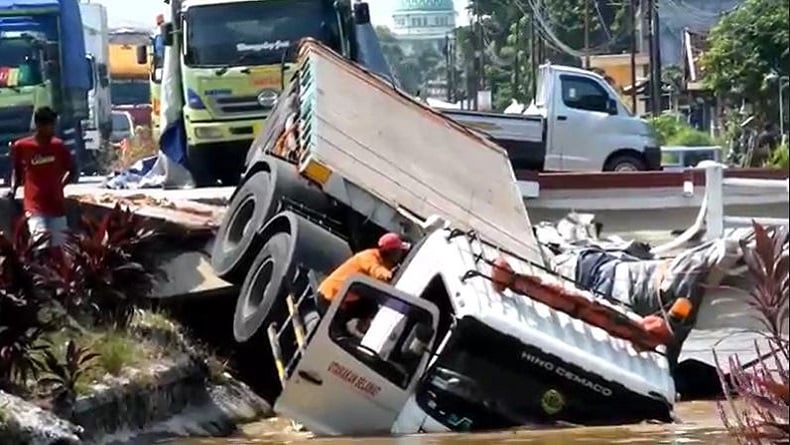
{"left": 274, "top": 275, "right": 441, "bottom": 436}
{"left": 549, "top": 74, "right": 613, "bottom": 170}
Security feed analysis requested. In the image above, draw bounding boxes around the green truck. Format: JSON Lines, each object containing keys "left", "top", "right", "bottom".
{"left": 0, "top": 0, "right": 91, "bottom": 182}
{"left": 140, "top": 0, "right": 389, "bottom": 186}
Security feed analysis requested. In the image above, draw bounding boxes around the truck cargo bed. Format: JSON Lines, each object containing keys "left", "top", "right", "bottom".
{"left": 300, "top": 42, "right": 544, "bottom": 265}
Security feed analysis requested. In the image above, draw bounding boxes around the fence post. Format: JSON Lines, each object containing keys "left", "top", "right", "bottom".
{"left": 705, "top": 163, "right": 724, "bottom": 240}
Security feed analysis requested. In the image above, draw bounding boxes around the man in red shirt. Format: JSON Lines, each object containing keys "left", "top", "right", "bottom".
{"left": 5, "top": 107, "right": 73, "bottom": 258}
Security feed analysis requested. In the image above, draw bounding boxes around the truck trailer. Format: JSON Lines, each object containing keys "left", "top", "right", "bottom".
{"left": 0, "top": 0, "right": 91, "bottom": 181}
{"left": 79, "top": 1, "right": 112, "bottom": 151}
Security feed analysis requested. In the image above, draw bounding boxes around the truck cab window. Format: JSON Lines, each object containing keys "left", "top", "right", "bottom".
{"left": 560, "top": 75, "right": 611, "bottom": 114}
{"left": 183, "top": 0, "right": 335, "bottom": 68}
{"left": 329, "top": 281, "right": 435, "bottom": 389}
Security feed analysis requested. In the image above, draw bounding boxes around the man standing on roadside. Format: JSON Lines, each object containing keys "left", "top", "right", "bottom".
{"left": 5, "top": 107, "right": 73, "bottom": 260}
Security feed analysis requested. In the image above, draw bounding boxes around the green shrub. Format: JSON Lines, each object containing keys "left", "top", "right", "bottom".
{"left": 768, "top": 144, "right": 788, "bottom": 169}
{"left": 649, "top": 113, "right": 714, "bottom": 147}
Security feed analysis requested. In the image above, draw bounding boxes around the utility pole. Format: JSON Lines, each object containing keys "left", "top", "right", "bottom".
{"left": 630, "top": 0, "right": 637, "bottom": 112}
{"left": 514, "top": 18, "right": 521, "bottom": 99}
{"left": 530, "top": 9, "right": 537, "bottom": 96}
{"left": 583, "top": 0, "right": 590, "bottom": 68}
{"left": 536, "top": 0, "right": 545, "bottom": 63}
{"left": 646, "top": 0, "right": 657, "bottom": 115}
{"left": 445, "top": 35, "right": 451, "bottom": 102}
{"left": 652, "top": 0, "right": 662, "bottom": 115}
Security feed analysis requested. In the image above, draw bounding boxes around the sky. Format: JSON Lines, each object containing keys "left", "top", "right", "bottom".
{"left": 89, "top": 0, "right": 469, "bottom": 29}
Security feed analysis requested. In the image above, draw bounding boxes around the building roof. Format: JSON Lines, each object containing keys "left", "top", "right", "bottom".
{"left": 394, "top": 0, "right": 454, "bottom": 13}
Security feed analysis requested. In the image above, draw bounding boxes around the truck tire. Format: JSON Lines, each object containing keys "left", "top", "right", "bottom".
{"left": 211, "top": 171, "right": 275, "bottom": 283}
{"left": 211, "top": 156, "right": 331, "bottom": 282}
{"left": 604, "top": 154, "right": 647, "bottom": 172}
{"left": 233, "top": 211, "right": 352, "bottom": 343}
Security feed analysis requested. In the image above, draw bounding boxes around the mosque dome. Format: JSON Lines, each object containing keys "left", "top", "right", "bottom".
{"left": 393, "top": 0, "right": 455, "bottom": 12}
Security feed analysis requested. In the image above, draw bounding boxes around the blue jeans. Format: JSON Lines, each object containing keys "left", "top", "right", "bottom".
{"left": 26, "top": 214, "right": 68, "bottom": 247}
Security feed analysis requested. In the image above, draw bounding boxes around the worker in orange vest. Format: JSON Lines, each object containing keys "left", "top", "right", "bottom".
{"left": 316, "top": 232, "right": 411, "bottom": 315}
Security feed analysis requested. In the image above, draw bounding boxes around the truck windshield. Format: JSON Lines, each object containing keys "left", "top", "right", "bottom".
{"left": 0, "top": 38, "right": 44, "bottom": 87}
{"left": 111, "top": 79, "right": 150, "bottom": 105}
{"left": 184, "top": 0, "right": 333, "bottom": 67}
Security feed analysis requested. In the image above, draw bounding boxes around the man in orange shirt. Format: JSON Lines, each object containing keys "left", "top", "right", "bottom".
{"left": 317, "top": 232, "right": 410, "bottom": 314}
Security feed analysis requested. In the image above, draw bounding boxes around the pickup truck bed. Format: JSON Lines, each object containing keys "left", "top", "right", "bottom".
{"left": 299, "top": 42, "right": 545, "bottom": 266}
{"left": 439, "top": 109, "right": 547, "bottom": 172}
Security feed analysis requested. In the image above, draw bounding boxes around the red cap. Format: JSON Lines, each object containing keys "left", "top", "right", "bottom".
{"left": 378, "top": 233, "right": 411, "bottom": 252}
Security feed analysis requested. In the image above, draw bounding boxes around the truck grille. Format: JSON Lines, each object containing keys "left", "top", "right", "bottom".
{"left": 212, "top": 95, "right": 270, "bottom": 116}
{"left": 0, "top": 105, "right": 34, "bottom": 140}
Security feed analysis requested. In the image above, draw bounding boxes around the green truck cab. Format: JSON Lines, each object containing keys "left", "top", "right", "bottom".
{"left": 0, "top": 30, "right": 51, "bottom": 179}
{"left": 150, "top": 0, "right": 365, "bottom": 186}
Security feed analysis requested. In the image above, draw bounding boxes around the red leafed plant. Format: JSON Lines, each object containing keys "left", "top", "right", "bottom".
{"left": 716, "top": 223, "right": 789, "bottom": 444}
{"left": 60, "top": 204, "right": 161, "bottom": 328}
{"left": 0, "top": 218, "right": 58, "bottom": 391}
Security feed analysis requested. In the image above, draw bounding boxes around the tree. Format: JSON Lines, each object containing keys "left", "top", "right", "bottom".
{"left": 375, "top": 26, "right": 446, "bottom": 96}
{"left": 456, "top": 0, "right": 630, "bottom": 110}
{"left": 701, "top": 0, "right": 789, "bottom": 123}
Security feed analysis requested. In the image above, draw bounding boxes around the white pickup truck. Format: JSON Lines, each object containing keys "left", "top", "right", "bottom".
{"left": 440, "top": 64, "right": 661, "bottom": 172}
{"left": 211, "top": 39, "right": 676, "bottom": 436}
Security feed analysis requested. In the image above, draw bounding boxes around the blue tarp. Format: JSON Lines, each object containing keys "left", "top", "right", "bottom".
{"left": 0, "top": 0, "right": 90, "bottom": 91}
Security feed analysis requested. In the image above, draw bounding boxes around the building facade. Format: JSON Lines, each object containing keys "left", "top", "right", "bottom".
{"left": 391, "top": 0, "right": 455, "bottom": 55}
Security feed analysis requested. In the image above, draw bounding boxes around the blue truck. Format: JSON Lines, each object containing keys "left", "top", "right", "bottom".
{"left": 0, "top": 0, "right": 92, "bottom": 182}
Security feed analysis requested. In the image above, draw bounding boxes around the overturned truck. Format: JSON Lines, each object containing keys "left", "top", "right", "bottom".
{"left": 211, "top": 40, "right": 679, "bottom": 436}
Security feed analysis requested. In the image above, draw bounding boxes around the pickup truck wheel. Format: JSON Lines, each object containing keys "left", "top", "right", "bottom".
{"left": 212, "top": 171, "right": 277, "bottom": 283}
{"left": 605, "top": 154, "right": 647, "bottom": 172}
{"left": 234, "top": 231, "right": 292, "bottom": 343}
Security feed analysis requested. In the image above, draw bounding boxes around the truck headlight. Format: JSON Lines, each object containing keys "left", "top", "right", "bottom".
{"left": 257, "top": 90, "right": 278, "bottom": 109}
{"left": 194, "top": 127, "right": 223, "bottom": 139}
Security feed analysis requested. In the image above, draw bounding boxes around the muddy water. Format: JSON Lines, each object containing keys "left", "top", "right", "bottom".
{"left": 162, "top": 401, "right": 736, "bottom": 444}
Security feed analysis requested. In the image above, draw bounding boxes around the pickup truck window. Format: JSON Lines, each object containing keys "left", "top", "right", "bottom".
{"left": 560, "top": 74, "right": 612, "bottom": 114}
{"left": 328, "top": 281, "right": 434, "bottom": 389}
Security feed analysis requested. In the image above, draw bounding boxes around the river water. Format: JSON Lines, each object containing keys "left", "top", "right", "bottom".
{"left": 162, "top": 401, "right": 738, "bottom": 444}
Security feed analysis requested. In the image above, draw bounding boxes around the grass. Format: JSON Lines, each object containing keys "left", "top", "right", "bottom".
{"left": 90, "top": 331, "right": 145, "bottom": 377}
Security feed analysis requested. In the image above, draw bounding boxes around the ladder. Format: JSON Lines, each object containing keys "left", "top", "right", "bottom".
{"left": 266, "top": 266, "right": 321, "bottom": 387}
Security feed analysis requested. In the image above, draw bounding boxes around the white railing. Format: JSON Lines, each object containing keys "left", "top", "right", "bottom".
{"left": 661, "top": 145, "right": 722, "bottom": 171}
{"left": 704, "top": 164, "right": 790, "bottom": 240}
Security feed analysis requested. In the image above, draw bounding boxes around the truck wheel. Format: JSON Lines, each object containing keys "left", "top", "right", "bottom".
{"left": 211, "top": 156, "right": 331, "bottom": 282}
{"left": 605, "top": 154, "right": 647, "bottom": 172}
{"left": 233, "top": 211, "right": 352, "bottom": 343}
{"left": 211, "top": 171, "right": 275, "bottom": 283}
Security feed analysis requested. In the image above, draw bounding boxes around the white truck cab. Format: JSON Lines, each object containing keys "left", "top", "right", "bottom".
{"left": 271, "top": 225, "right": 676, "bottom": 436}
{"left": 442, "top": 64, "right": 661, "bottom": 172}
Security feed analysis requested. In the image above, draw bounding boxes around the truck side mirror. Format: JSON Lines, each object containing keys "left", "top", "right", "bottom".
{"left": 45, "top": 43, "right": 59, "bottom": 61}
{"left": 353, "top": 2, "right": 370, "bottom": 25}
{"left": 606, "top": 98, "right": 618, "bottom": 115}
{"left": 85, "top": 56, "right": 95, "bottom": 91}
{"left": 162, "top": 22, "right": 174, "bottom": 46}
{"left": 136, "top": 46, "right": 148, "bottom": 65}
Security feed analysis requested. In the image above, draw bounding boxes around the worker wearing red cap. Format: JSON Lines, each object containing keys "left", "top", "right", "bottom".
{"left": 316, "top": 232, "right": 411, "bottom": 312}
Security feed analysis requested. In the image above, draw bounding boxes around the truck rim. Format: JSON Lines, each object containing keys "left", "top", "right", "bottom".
{"left": 243, "top": 258, "right": 274, "bottom": 319}
{"left": 225, "top": 196, "right": 256, "bottom": 251}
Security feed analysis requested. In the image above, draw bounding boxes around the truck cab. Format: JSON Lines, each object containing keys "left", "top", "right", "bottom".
{"left": 0, "top": 28, "right": 49, "bottom": 147}
{"left": 442, "top": 64, "right": 661, "bottom": 172}
{"left": 155, "top": 0, "right": 364, "bottom": 186}
{"left": 271, "top": 225, "right": 675, "bottom": 436}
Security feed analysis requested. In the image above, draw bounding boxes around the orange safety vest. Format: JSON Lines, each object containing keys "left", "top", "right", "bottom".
{"left": 318, "top": 249, "right": 392, "bottom": 302}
